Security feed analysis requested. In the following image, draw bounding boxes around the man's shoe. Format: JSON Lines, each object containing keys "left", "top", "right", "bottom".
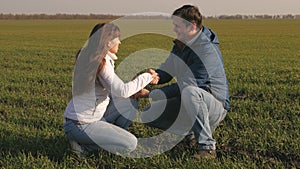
{"left": 182, "top": 132, "right": 197, "bottom": 148}
{"left": 193, "top": 149, "right": 217, "bottom": 159}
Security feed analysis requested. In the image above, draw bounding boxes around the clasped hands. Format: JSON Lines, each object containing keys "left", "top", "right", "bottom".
{"left": 148, "top": 69, "right": 159, "bottom": 85}
{"left": 131, "top": 69, "right": 159, "bottom": 100}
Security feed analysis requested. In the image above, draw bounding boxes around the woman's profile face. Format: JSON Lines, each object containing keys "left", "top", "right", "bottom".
{"left": 108, "top": 37, "right": 121, "bottom": 54}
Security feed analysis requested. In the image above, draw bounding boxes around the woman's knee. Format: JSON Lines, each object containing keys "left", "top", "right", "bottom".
{"left": 126, "top": 134, "right": 138, "bottom": 152}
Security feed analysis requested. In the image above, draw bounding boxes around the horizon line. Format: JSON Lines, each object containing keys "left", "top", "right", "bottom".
{"left": 1, "top": 13, "right": 300, "bottom": 17}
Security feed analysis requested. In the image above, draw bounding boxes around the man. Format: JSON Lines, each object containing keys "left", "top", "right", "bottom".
{"left": 140, "top": 5, "right": 230, "bottom": 159}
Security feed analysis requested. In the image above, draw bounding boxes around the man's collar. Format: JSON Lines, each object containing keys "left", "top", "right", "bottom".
{"left": 186, "top": 28, "right": 203, "bottom": 46}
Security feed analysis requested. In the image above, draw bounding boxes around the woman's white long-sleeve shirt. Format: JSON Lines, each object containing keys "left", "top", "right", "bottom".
{"left": 64, "top": 54, "right": 153, "bottom": 123}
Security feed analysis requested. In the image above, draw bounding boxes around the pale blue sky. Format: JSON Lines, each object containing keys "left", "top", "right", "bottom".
{"left": 1, "top": 0, "right": 299, "bottom": 16}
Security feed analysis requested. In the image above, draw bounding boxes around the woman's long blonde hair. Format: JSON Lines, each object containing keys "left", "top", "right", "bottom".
{"left": 72, "top": 23, "right": 121, "bottom": 96}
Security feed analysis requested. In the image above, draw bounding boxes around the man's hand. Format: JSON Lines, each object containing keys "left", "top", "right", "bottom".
{"left": 130, "top": 88, "right": 150, "bottom": 100}
{"left": 148, "top": 69, "right": 159, "bottom": 84}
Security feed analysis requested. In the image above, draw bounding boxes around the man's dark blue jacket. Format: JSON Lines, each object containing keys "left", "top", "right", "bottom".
{"left": 154, "top": 26, "right": 230, "bottom": 111}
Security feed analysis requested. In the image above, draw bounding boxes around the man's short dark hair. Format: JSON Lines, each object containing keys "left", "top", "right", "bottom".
{"left": 172, "top": 5, "right": 203, "bottom": 29}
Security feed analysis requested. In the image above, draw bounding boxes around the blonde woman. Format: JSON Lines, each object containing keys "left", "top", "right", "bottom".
{"left": 63, "top": 23, "right": 158, "bottom": 156}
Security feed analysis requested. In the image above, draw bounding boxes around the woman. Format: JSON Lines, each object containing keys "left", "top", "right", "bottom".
{"left": 63, "top": 23, "right": 158, "bottom": 156}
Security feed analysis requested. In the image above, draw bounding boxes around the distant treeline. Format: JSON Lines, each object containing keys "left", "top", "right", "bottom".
{"left": 0, "top": 13, "right": 122, "bottom": 20}
{"left": 0, "top": 13, "right": 299, "bottom": 20}
{"left": 210, "top": 14, "right": 299, "bottom": 19}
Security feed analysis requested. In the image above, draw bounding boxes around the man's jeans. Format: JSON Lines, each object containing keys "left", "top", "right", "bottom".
{"left": 141, "top": 86, "right": 227, "bottom": 150}
{"left": 64, "top": 98, "right": 138, "bottom": 154}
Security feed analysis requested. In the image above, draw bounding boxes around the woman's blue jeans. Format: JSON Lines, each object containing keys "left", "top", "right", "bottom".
{"left": 64, "top": 98, "right": 138, "bottom": 154}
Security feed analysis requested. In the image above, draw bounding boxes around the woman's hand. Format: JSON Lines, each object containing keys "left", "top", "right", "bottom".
{"left": 148, "top": 69, "right": 159, "bottom": 84}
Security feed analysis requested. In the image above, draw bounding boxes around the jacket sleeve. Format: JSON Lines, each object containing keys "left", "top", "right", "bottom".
{"left": 156, "top": 52, "right": 177, "bottom": 84}
{"left": 150, "top": 83, "right": 180, "bottom": 101}
{"left": 156, "top": 69, "right": 173, "bottom": 84}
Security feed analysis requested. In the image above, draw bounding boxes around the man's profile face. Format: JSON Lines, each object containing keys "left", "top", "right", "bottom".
{"left": 172, "top": 16, "right": 194, "bottom": 42}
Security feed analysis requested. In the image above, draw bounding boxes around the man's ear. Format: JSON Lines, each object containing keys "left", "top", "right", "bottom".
{"left": 187, "top": 22, "right": 197, "bottom": 32}
{"left": 192, "top": 23, "right": 197, "bottom": 31}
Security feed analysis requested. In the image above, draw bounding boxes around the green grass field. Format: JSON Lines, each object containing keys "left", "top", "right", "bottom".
{"left": 0, "top": 19, "right": 299, "bottom": 168}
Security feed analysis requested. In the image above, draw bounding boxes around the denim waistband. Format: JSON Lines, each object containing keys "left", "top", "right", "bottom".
{"left": 65, "top": 118, "right": 89, "bottom": 125}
